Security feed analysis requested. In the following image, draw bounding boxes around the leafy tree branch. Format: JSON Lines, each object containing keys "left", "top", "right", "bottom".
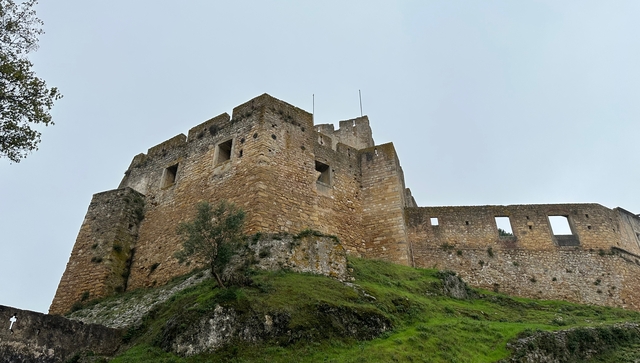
{"left": 0, "top": 0, "right": 62, "bottom": 163}
{"left": 174, "top": 200, "right": 246, "bottom": 288}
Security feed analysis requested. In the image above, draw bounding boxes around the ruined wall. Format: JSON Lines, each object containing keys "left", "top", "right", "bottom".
{"left": 406, "top": 205, "right": 640, "bottom": 309}
{"left": 49, "top": 188, "right": 144, "bottom": 315}
{"left": 616, "top": 207, "right": 640, "bottom": 253}
{"left": 360, "top": 143, "right": 412, "bottom": 265}
{"left": 406, "top": 204, "right": 640, "bottom": 253}
{"left": 0, "top": 305, "right": 122, "bottom": 363}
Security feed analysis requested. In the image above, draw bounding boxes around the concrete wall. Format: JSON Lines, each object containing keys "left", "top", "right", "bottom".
{"left": 0, "top": 305, "right": 122, "bottom": 363}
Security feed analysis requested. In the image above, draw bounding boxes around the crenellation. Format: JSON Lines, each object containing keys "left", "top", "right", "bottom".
{"left": 147, "top": 134, "right": 187, "bottom": 158}
{"left": 186, "top": 113, "right": 231, "bottom": 142}
{"left": 51, "top": 93, "right": 640, "bottom": 315}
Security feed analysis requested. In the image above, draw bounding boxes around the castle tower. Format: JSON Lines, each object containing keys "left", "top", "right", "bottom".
{"left": 49, "top": 94, "right": 414, "bottom": 314}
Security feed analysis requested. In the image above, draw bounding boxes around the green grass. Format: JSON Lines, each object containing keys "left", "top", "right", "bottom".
{"left": 108, "top": 258, "right": 640, "bottom": 362}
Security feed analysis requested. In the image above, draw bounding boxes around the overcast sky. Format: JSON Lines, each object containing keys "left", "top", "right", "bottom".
{"left": 1, "top": 1, "right": 639, "bottom": 313}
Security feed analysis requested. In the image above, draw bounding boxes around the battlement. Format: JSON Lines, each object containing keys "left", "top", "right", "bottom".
{"left": 232, "top": 93, "right": 313, "bottom": 129}
{"left": 315, "top": 115, "right": 375, "bottom": 151}
{"left": 186, "top": 113, "right": 231, "bottom": 142}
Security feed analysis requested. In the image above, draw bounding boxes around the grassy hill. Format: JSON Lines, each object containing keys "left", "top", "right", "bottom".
{"left": 74, "top": 258, "right": 640, "bottom": 362}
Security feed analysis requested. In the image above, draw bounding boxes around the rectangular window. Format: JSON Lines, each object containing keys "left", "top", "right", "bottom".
{"left": 162, "top": 163, "right": 178, "bottom": 188}
{"left": 548, "top": 215, "right": 579, "bottom": 246}
{"left": 315, "top": 161, "right": 331, "bottom": 185}
{"left": 549, "top": 216, "right": 572, "bottom": 235}
{"left": 430, "top": 217, "right": 439, "bottom": 226}
{"left": 495, "top": 216, "right": 514, "bottom": 237}
{"left": 215, "top": 139, "right": 233, "bottom": 165}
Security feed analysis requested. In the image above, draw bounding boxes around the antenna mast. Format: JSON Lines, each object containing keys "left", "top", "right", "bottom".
{"left": 359, "top": 90, "right": 363, "bottom": 117}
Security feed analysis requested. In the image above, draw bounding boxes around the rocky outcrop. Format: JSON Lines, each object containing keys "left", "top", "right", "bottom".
{"left": 227, "top": 233, "right": 349, "bottom": 281}
{"left": 158, "top": 302, "right": 390, "bottom": 357}
{"left": 0, "top": 305, "right": 122, "bottom": 363}
{"left": 501, "top": 323, "right": 640, "bottom": 362}
{"left": 67, "top": 271, "right": 211, "bottom": 329}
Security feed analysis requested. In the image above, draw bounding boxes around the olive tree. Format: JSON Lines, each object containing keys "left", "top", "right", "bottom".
{"left": 174, "top": 200, "right": 245, "bottom": 288}
{"left": 1, "top": 0, "right": 62, "bottom": 163}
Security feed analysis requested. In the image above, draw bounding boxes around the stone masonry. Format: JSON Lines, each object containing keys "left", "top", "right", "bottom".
{"left": 50, "top": 93, "right": 640, "bottom": 314}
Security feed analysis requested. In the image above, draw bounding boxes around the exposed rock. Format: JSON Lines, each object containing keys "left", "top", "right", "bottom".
{"left": 439, "top": 271, "right": 473, "bottom": 299}
{"left": 69, "top": 234, "right": 348, "bottom": 330}
{"left": 501, "top": 323, "right": 640, "bottom": 362}
{"left": 225, "top": 234, "right": 349, "bottom": 282}
{"left": 158, "top": 302, "right": 390, "bottom": 357}
{"left": 67, "top": 270, "right": 211, "bottom": 328}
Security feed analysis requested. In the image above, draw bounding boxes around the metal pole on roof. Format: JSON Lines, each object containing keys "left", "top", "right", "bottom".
{"left": 359, "top": 90, "right": 363, "bottom": 117}
{"left": 313, "top": 94, "right": 315, "bottom": 120}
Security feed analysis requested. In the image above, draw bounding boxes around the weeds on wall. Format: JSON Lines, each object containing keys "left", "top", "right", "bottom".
{"left": 440, "top": 243, "right": 455, "bottom": 252}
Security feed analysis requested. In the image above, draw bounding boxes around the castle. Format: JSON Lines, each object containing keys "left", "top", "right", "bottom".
{"left": 50, "top": 94, "right": 640, "bottom": 314}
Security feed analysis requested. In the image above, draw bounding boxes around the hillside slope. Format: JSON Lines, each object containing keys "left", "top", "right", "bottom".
{"left": 70, "top": 258, "right": 640, "bottom": 362}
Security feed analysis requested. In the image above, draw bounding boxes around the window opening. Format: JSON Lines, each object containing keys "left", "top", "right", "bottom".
{"left": 495, "top": 217, "right": 514, "bottom": 237}
{"left": 315, "top": 161, "right": 330, "bottom": 185}
{"left": 548, "top": 215, "right": 579, "bottom": 246}
{"left": 430, "top": 217, "right": 439, "bottom": 226}
{"left": 162, "top": 164, "right": 178, "bottom": 188}
{"left": 215, "top": 139, "right": 233, "bottom": 165}
{"left": 549, "top": 216, "right": 572, "bottom": 235}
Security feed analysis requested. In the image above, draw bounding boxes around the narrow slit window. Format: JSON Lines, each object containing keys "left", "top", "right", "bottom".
{"left": 495, "top": 217, "right": 514, "bottom": 237}
{"left": 315, "top": 161, "right": 331, "bottom": 185}
{"left": 430, "top": 217, "right": 439, "bottom": 226}
{"left": 162, "top": 164, "right": 178, "bottom": 188}
{"left": 215, "top": 139, "right": 233, "bottom": 165}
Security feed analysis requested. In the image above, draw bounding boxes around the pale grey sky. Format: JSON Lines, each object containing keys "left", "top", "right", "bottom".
{"left": 1, "top": 1, "right": 639, "bottom": 313}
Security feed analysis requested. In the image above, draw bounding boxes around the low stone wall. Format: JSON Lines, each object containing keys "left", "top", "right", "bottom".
{"left": 0, "top": 305, "right": 122, "bottom": 363}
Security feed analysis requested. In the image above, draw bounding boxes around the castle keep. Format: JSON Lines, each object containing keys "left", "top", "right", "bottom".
{"left": 50, "top": 94, "right": 640, "bottom": 314}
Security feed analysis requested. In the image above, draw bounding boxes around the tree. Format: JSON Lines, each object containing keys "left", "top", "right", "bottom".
{"left": 1, "top": 0, "right": 62, "bottom": 163}
{"left": 175, "top": 200, "right": 246, "bottom": 288}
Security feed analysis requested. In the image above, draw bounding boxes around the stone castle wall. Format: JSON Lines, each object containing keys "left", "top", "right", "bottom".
{"left": 406, "top": 205, "right": 640, "bottom": 310}
{"left": 49, "top": 188, "right": 144, "bottom": 315}
{"left": 50, "top": 94, "right": 412, "bottom": 314}
{"left": 50, "top": 93, "right": 640, "bottom": 315}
